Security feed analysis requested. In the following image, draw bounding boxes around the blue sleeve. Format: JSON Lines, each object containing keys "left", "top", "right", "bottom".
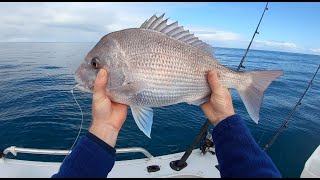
{"left": 212, "top": 114, "right": 281, "bottom": 178}
{"left": 51, "top": 132, "right": 116, "bottom": 178}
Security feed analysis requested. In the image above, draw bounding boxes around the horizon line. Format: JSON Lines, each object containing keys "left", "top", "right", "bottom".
{"left": 0, "top": 41, "right": 319, "bottom": 56}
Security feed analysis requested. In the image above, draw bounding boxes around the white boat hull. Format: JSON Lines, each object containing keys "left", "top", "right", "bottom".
{"left": 0, "top": 148, "right": 220, "bottom": 178}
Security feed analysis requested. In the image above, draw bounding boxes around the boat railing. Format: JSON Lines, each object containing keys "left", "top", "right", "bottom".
{"left": 2, "top": 146, "right": 154, "bottom": 160}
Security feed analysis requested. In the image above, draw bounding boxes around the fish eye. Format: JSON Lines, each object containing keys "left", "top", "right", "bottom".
{"left": 91, "top": 57, "right": 100, "bottom": 69}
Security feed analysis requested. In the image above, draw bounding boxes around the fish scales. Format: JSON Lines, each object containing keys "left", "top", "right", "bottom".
{"left": 107, "top": 28, "right": 228, "bottom": 106}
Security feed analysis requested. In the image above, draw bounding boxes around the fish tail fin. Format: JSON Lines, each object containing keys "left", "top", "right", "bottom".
{"left": 237, "top": 70, "right": 283, "bottom": 123}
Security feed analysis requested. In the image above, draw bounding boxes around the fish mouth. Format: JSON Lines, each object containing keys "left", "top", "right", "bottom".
{"left": 74, "top": 74, "right": 94, "bottom": 93}
{"left": 76, "top": 85, "right": 93, "bottom": 93}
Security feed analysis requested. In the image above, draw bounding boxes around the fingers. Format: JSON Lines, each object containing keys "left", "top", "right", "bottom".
{"left": 208, "top": 70, "right": 222, "bottom": 90}
{"left": 93, "top": 69, "right": 108, "bottom": 103}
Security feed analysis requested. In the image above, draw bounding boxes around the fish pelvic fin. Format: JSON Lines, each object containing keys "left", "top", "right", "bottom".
{"left": 237, "top": 70, "right": 283, "bottom": 123}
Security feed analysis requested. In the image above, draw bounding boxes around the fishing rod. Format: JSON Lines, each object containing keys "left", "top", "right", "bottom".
{"left": 263, "top": 65, "right": 320, "bottom": 151}
{"left": 170, "top": 2, "right": 269, "bottom": 171}
{"left": 237, "top": 2, "right": 269, "bottom": 70}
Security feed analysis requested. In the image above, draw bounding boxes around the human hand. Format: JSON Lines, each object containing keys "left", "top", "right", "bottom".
{"left": 89, "top": 68, "right": 128, "bottom": 147}
{"left": 201, "top": 70, "right": 235, "bottom": 126}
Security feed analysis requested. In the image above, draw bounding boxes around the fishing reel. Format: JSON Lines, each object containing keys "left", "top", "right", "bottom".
{"left": 200, "top": 128, "right": 215, "bottom": 155}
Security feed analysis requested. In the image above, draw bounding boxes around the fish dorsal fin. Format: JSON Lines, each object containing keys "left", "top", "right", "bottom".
{"left": 140, "top": 13, "right": 215, "bottom": 58}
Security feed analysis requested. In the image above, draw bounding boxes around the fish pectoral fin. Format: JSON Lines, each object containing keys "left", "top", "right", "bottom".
{"left": 188, "top": 95, "right": 210, "bottom": 106}
{"left": 109, "top": 81, "right": 147, "bottom": 96}
{"left": 131, "top": 106, "right": 154, "bottom": 138}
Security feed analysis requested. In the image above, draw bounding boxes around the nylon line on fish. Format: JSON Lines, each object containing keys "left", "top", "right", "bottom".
{"left": 61, "top": 84, "right": 84, "bottom": 164}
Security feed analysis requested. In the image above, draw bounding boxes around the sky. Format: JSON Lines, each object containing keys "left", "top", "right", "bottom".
{"left": 1, "top": 2, "right": 320, "bottom": 55}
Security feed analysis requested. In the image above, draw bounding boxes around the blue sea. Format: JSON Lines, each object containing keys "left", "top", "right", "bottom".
{"left": 0, "top": 42, "right": 319, "bottom": 177}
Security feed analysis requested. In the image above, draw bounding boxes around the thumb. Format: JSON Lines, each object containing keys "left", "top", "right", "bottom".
{"left": 208, "top": 70, "right": 222, "bottom": 91}
{"left": 93, "top": 68, "right": 108, "bottom": 103}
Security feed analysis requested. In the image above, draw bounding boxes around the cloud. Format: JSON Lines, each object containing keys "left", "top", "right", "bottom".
{"left": 183, "top": 26, "right": 246, "bottom": 48}
{"left": 196, "top": 30, "right": 242, "bottom": 42}
{"left": 253, "top": 40, "right": 299, "bottom": 50}
{"left": 196, "top": 30, "right": 247, "bottom": 49}
{"left": 249, "top": 40, "right": 320, "bottom": 55}
{"left": 0, "top": 2, "right": 208, "bottom": 42}
{"left": 310, "top": 48, "right": 320, "bottom": 54}
{"left": 185, "top": 25, "right": 242, "bottom": 43}
{"left": 0, "top": 2, "right": 157, "bottom": 42}
{"left": 0, "top": 2, "right": 319, "bottom": 55}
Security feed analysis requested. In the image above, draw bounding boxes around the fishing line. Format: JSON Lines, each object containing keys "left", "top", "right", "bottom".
{"left": 263, "top": 65, "right": 320, "bottom": 151}
{"left": 258, "top": 130, "right": 266, "bottom": 145}
{"left": 61, "top": 84, "right": 84, "bottom": 164}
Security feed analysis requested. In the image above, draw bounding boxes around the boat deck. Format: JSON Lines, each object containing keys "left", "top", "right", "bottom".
{"left": 0, "top": 147, "right": 220, "bottom": 178}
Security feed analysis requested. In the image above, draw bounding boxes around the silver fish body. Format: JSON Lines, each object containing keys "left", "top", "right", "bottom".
{"left": 102, "top": 28, "right": 239, "bottom": 107}
{"left": 75, "top": 14, "right": 283, "bottom": 138}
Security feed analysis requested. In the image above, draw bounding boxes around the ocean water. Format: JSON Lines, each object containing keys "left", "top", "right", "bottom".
{"left": 0, "top": 42, "right": 319, "bottom": 177}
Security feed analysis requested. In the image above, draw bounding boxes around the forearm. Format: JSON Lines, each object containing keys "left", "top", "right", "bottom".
{"left": 212, "top": 114, "right": 281, "bottom": 178}
{"left": 51, "top": 132, "right": 116, "bottom": 178}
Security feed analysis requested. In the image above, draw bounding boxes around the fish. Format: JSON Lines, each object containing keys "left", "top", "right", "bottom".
{"left": 75, "top": 13, "right": 283, "bottom": 138}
